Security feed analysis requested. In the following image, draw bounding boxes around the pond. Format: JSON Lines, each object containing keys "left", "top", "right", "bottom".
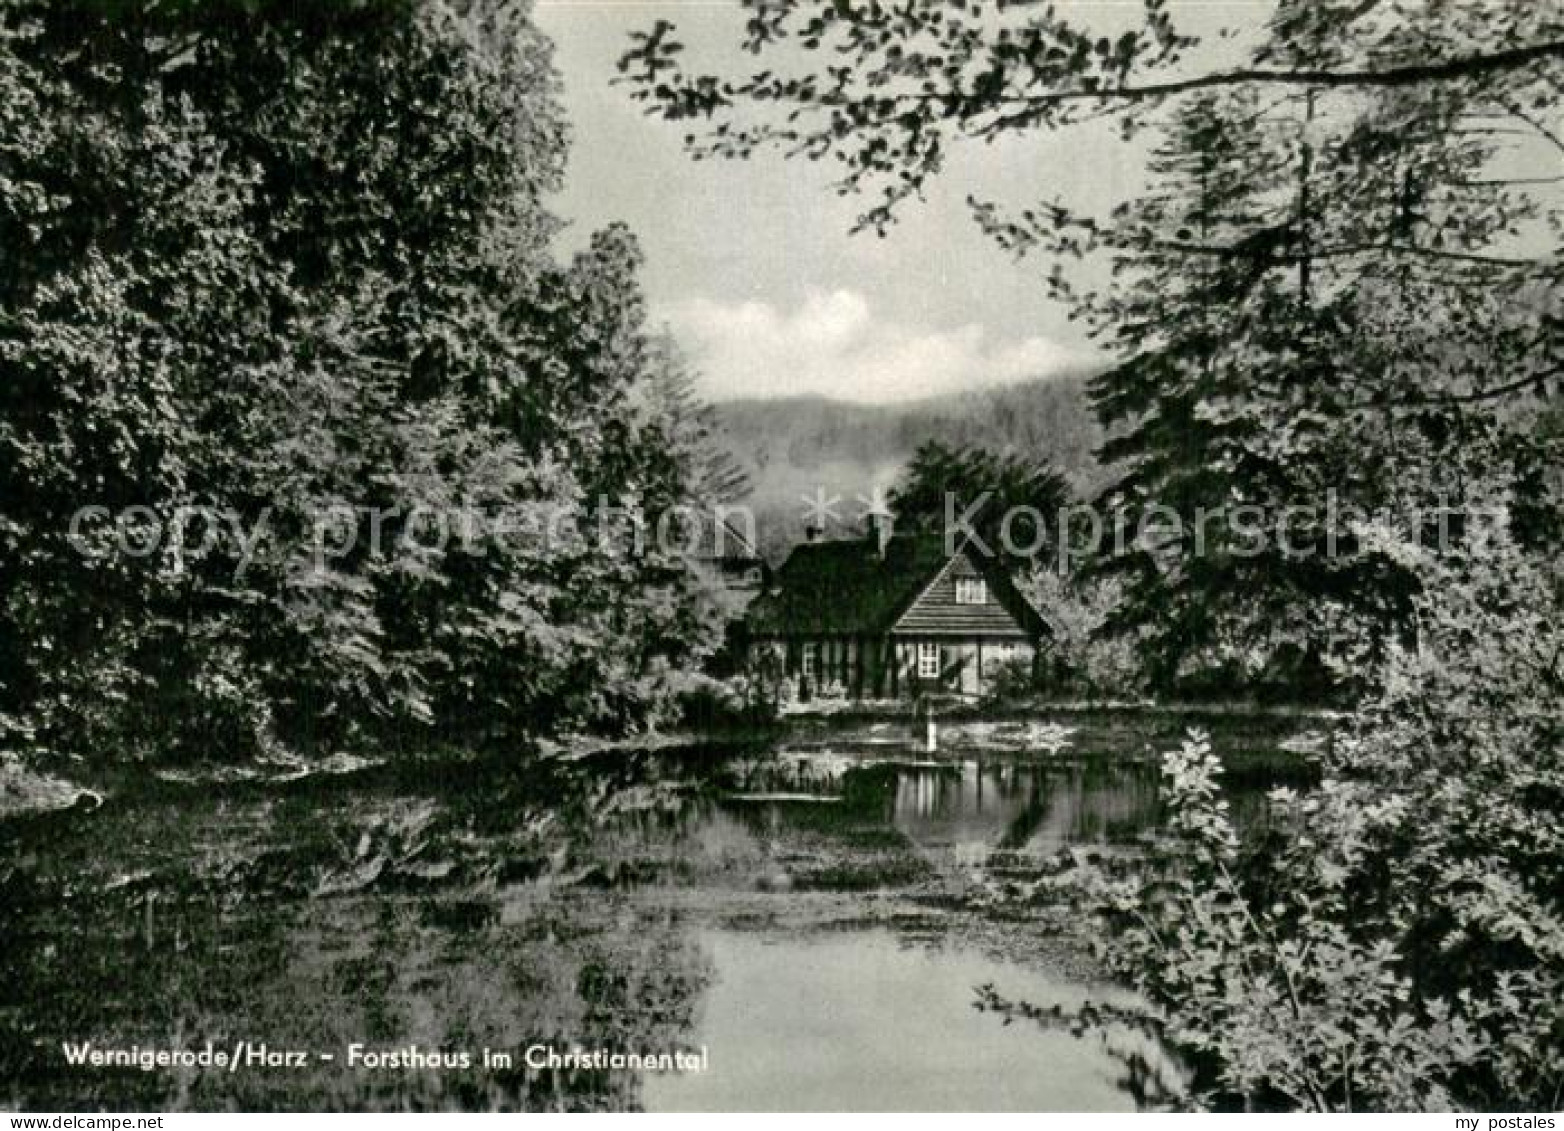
{"left": 0, "top": 713, "right": 1308, "bottom": 1111}
{"left": 643, "top": 929, "right": 1178, "bottom": 1112}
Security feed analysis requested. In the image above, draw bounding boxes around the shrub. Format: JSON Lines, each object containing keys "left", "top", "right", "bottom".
{"left": 1008, "top": 530, "right": 1562, "bottom": 1111}
{"left": 981, "top": 654, "right": 1039, "bottom": 704}
{"left": 1023, "top": 571, "right": 1143, "bottom": 700}
{"left": 675, "top": 671, "right": 779, "bottom": 730}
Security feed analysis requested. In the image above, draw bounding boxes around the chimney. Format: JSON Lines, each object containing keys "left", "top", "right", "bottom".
{"left": 865, "top": 510, "right": 893, "bottom": 558}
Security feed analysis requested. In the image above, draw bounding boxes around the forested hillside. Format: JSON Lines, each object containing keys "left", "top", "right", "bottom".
{"left": 713, "top": 371, "right": 1107, "bottom": 557}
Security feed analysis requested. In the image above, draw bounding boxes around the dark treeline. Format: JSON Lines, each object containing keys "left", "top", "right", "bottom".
{"left": 0, "top": 0, "right": 732, "bottom": 765}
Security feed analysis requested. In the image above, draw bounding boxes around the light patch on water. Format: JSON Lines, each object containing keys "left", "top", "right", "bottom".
{"left": 644, "top": 929, "right": 1179, "bottom": 1112}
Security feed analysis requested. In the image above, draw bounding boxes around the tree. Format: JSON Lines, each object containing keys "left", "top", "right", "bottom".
{"left": 1022, "top": 529, "right": 1562, "bottom": 1110}
{"left": 890, "top": 439, "right": 1070, "bottom": 566}
{"left": 1, "top": 0, "right": 727, "bottom": 763}
{"left": 635, "top": 332, "right": 753, "bottom": 510}
{"left": 619, "top": 1, "right": 1564, "bottom": 244}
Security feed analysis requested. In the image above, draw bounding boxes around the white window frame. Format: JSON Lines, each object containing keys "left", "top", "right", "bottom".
{"left": 954, "top": 577, "right": 988, "bottom": 605}
{"left": 917, "top": 641, "right": 940, "bottom": 678}
{"left": 801, "top": 642, "right": 818, "bottom": 680}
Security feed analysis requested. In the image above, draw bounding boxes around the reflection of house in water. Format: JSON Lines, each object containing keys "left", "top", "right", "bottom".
{"left": 890, "top": 764, "right": 1037, "bottom": 863}
{"left": 887, "top": 762, "right": 1161, "bottom": 861}
{"left": 1012, "top": 766, "right": 1162, "bottom": 855}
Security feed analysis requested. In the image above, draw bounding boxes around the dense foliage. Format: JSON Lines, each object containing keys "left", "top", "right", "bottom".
{"left": 1053, "top": 530, "right": 1562, "bottom": 1110}
{"left": 0, "top": 0, "right": 729, "bottom": 765}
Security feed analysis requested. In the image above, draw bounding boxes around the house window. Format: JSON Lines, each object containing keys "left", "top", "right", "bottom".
{"left": 801, "top": 642, "right": 818, "bottom": 680}
{"left": 917, "top": 642, "right": 940, "bottom": 678}
{"left": 954, "top": 577, "right": 988, "bottom": 605}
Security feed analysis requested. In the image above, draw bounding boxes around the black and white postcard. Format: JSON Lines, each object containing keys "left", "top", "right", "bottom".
{"left": 1, "top": 0, "right": 1560, "bottom": 1117}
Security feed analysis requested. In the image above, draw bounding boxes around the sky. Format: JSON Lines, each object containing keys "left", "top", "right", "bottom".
{"left": 528, "top": 1, "right": 1260, "bottom": 404}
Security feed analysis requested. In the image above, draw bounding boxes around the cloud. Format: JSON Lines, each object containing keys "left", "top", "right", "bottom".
{"left": 657, "top": 288, "right": 1093, "bottom": 404}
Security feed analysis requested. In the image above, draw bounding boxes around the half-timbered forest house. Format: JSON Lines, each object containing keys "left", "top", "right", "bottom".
{"left": 744, "top": 520, "right": 1051, "bottom": 699}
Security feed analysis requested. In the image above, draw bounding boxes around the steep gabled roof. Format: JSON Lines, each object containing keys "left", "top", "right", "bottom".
{"left": 746, "top": 533, "right": 947, "bottom": 636}
{"left": 746, "top": 533, "right": 1051, "bottom": 639}
{"left": 892, "top": 547, "right": 1050, "bottom": 638}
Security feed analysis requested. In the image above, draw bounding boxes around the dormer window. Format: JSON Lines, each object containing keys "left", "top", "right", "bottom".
{"left": 954, "top": 577, "right": 988, "bottom": 605}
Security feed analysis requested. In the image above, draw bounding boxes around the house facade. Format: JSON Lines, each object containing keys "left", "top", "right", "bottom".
{"left": 744, "top": 521, "right": 1050, "bottom": 699}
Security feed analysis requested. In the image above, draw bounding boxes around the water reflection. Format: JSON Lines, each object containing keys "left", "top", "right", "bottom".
{"left": 718, "top": 752, "right": 1272, "bottom": 870}
{"left": 882, "top": 761, "right": 1163, "bottom": 861}
{"left": 0, "top": 724, "right": 1294, "bottom": 1111}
